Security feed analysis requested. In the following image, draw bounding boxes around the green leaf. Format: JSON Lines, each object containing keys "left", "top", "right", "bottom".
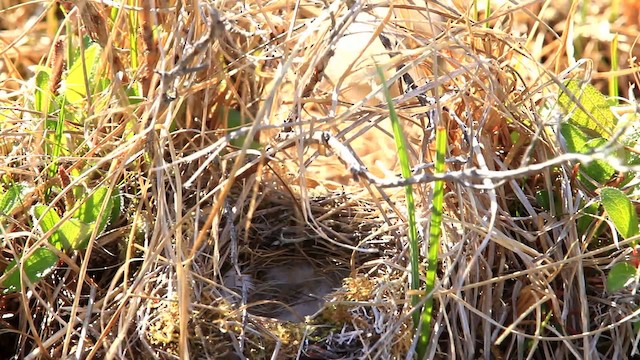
{"left": 127, "top": 84, "right": 143, "bottom": 104}
{"left": 609, "top": 34, "right": 619, "bottom": 100}
{"left": 601, "top": 187, "right": 639, "bottom": 239}
{"left": 0, "top": 183, "right": 27, "bottom": 216}
{"left": 73, "top": 186, "right": 114, "bottom": 234}
{"left": 227, "top": 108, "right": 244, "bottom": 148}
{"left": 32, "top": 205, "right": 60, "bottom": 234}
{"left": 577, "top": 201, "right": 600, "bottom": 236}
{"left": 59, "top": 219, "right": 94, "bottom": 250}
{"left": 47, "top": 95, "right": 67, "bottom": 178}
{"left": 607, "top": 261, "right": 637, "bottom": 292}
{"left": 560, "top": 123, "right": 590, "bottom": 153}
{"left": 536, "top": 190, "right": 551, "bottom": 211}
{"left": 1, "top": 247, "right": 59, "bottom": 293}
{"left": 225, "top": 108, "right": 261, "bottom": 149}
{"left": 558, "top": 80, "right": 617, "bottom": 138}
{"left": 580, "top": 138, "right": 617, "bottom": 185}
{"left": 109, "top": 188, "right": 122, "bottom": 225}
{"left": 535, "top": 189, "right": 563, "bottom": 215}
{"left": 227, "top": 108, "right": 244, "bottom": 129}
{"left": 33, "top": 205, "right": 65, "bottom": 250}
{"left": 561, "top": 124, "right": 617, "bottom": 187}
{"left": 63, "top": 43, "right": 103, "bottom": 104}
{"left": 34, "top": 66, "right": 53, "bottom": 113}
{"left": 33, "top": 205, "right": 94, "bottom": 250}
{"left": 510, "top": 131, "right": 520, "bottom": 144}
{"left": 376, "top": 65, "right": 427, "bottom": 357}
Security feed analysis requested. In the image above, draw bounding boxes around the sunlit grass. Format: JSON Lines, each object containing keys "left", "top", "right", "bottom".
{"left": 419, "top": 125, "right": 446, "bottom": 357}
{"left": 375, "top": 66, "right": 423, "bottom": 344}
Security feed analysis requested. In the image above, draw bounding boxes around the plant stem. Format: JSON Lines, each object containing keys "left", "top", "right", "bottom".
{"left": 418, "top": 125, "right": 446, "bottom": 358}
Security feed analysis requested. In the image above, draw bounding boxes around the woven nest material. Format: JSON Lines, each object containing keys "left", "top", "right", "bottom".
{"left": 154, "top": 0, "right": 563, "bottom": 356}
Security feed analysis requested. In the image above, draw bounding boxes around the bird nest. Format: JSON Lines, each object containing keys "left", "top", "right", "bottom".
{"left": 2, "top": 0, "right": 640, "bottom": 358}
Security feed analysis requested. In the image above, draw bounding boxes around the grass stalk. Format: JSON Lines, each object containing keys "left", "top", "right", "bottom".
{"left": 48, "top": 96, "right": 67, "bottom": 180}
{"left": 128, "top": 0, "right": 139, "bottom": 70}
{"left": 484, "top": 0, "right": 491, "bottom": 27}
{"left": 417, "top": 125, "right": 446, "bottom": 358}
{"left": 375, "top": 66, "right": 421, "bottom": 328}
{"left": 473, "top": 0, "right": 479, "bottom": 22}
{"left": 609, "top": 33, "right": 618, "bottom": 100}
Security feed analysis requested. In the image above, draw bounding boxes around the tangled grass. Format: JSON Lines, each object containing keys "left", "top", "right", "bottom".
{"left": 1, "top": 0, "right": 640, "bottom": 359}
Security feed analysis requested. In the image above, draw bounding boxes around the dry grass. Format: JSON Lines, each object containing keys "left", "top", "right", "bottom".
{"left": 1, "top": 0, "right": 640, "bottom": 359}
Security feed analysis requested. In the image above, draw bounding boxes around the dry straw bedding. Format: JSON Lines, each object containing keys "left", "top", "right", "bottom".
{"left": 0, "top": 0, "right": 639, "bottom": 359}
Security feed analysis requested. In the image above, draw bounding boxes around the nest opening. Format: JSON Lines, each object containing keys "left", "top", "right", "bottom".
{"left": 218, "top": 183, "right": 383, "bottom": 323}
{"left": 223, "top": 252, "right": 350, "bottom": 322}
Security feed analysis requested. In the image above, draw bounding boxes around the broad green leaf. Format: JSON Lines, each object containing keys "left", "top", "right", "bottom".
{"left": 558, "top": 80, "right": 617, "bottom": 139}
{"left": 607, "top": 261, "right": 637, "bottom": 292}
{"left": 63, "top": 43, "right": 103, "bottom": 104}
{"left": 109, "top": 188, "right": 122, "bottom": 225}
{"left": 32, "top": 205, "right": 60, "bottom": 235}
{"left": 1, "top": 247, "right": 59, "bottom": 293}
{"left": 33, "top": 205, "right": 66, "bottom": 250}
{"left": 71, "top": 169, "right": 84, "bottom": 200}
{"left": 580, "top": 138, "right": 617, "bottom": 185}
{"left": 601, "top": 187, "right": 639, "bottom": 239}
{"left": 561, "top": 124, "right": 620, "bottom": 188}
{"left": 0, "top": 183, "right": 27, "bottom": 215}
{"left": 81, "top": 35, "right": 94, "bottom": 53}
{"left": 73, "top": 186, "right": 114, "bottom": 234}
{"left": 560, "top": 123, "right": 590, "bottom": 153}
{"left": 625, "top": 149, "right": 640, "bottom": 167}
{"left": 58, "top": 218, "right": 94, "bottom": 250}
{"left": 33, "top": 205, "right": 94, "bottom": 250}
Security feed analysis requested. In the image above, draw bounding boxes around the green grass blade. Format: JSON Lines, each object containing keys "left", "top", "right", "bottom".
{"left": 47, "top": 96, "right": 67, "bottom": 179}
{"left": 63, "top": 6, "right": 75, "bottom": 67}
{"left": 34, "top": 66, "right": 52, "bottom": 114}
{"left": 484, "top": 0, "right": 491, "bottom": 27}
{"left": 128, "top": 1, "right": 139, "bottom": 70}
{"left": 375, "top": 66, "right": 421, "bottom": 326}
{"left": 418, "top": 125, "right": 446, "bottom": 358}
{"left": 609, "top": 34, "right": 618, "bottom": 100}
{"left": 473, "top": 0, "right": 479, "bottom": 22}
